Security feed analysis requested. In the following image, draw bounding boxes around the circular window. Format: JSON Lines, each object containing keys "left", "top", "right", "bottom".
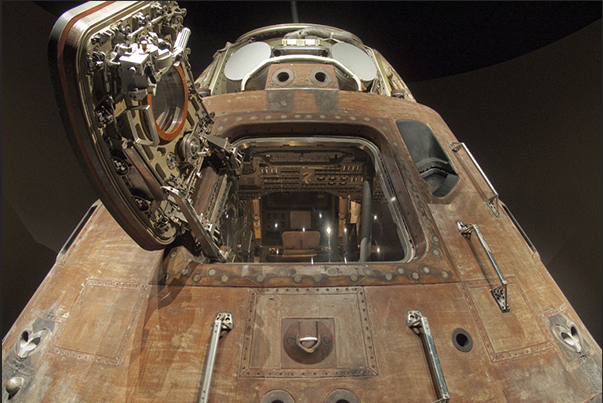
{"left": 309, "top": 67, "right": 333, "bottom": 87}
{"left": 452, "top": 328, "right": 473, "bottom": 352}
{"left": 145, "top": 65, "right": 188, "bottom": 141}
{"left": 325, "top": 389, "right": 359, "bottom": 403}
{"left": 271, "top": 67, "right": 295, "bottom": 87}
{"left": 260, "top": 390, "right": 295, "bottom": 403}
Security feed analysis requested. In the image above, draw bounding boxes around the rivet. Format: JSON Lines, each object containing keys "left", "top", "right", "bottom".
{"left": 208, "top": 268, "right": 217, "bottom": 276}
{"left": 412, "top": 272, "right": 420, "bottom": 280}
{"left": 293, "top": 274, "right": 302, "bottom": 283}
{"left": 396, "top": 267, "right": 405, "bottom": 275}
{"left": 192, "top": 273, "right": 201, "bottom": 283}
{"left": 432, "top": 249, "right": 441, "bottom": 256}
{"left": 350, "top": 273, "right": 359, "bottom": 282}
{"left": 256, "top": 275, "right": 265, "bottom": 282}
{"left": 181, "top": 267, "right": 190, "bottom": 276}
{"left": 326, "top": 267, "right": 337, "bottom": 276}
{"left": 170, "top": 250, "right": 178, "bottom": 257}
{"left": 441, "top": 271, "right": 449, "bottom": 279}
{"left": 411, "top": 185, "right": 419, "bottom": 192}
{"left": 278, "top": 268, "right": 289, "bottom": 277}
{"left": 422, "top": 266, "right": 430, "bottom": 274}
{"left": 280, "top": 114, "right": 287, "bottom": 119}
{"left": 363, "top": 267, "right": 372, "bottom": 276}
{"left": 265, "top": 115, "right": 272, "bottom": 120}
{"left": 432, "top": 235, "right": 440, "bottom": 243}
{"left": 221, "top": 275, "right": 229, "bottom": 283}
{"left": 350, "top": 116, "right": 356, "bottom": 120}
{"left": 313, "top": 274, "right": 322, "bottom": 282}
{"left": 385, "top": 273, "right": 393, "bottom": 281}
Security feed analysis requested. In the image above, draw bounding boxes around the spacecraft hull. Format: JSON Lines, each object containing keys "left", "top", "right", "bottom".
{"left": 2, "top": 2, "right": 601, "bottom": 402}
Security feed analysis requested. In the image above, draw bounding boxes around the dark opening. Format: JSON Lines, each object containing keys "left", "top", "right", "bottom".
{"left": 277, "top": 72, "right": 290, "bottom": 82}
{"left": 396, "top": 120, "right": 459, "bottom": 197}
{"left": 271, "top": 400, "right": 284, "bottom": 403}
{"left": 336, "top": 400, "right": 350, "bottom": 403}
{"left": 456, "top": 333, "right": 469, "bottom": 347}
{"left": 452, "top": 328, "right": 473, "bottom": 352}
{"left": 315, "top": 71, "right": 327, "bottom": 82}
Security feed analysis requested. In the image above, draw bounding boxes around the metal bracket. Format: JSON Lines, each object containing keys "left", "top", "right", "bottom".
{"left": 458, "top": 221, "right": 510, "bottom": 312}
{"left": 449, "top": 141, "right": 499, "bottom": 217}
{"left": 406, "top": 310, "right": 450, "bottom": 403}
{"left": 198, "top": 312, "right": 234, "bottom": 403}
{"left": 125, "top": 105, "right": 161, "bottom": 147}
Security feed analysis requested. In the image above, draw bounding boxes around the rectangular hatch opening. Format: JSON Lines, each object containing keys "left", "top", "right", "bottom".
{"left": 200, "top": 137, "right": 413, "bottom": 263}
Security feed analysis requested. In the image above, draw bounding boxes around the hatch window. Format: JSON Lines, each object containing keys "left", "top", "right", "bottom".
{"left": 203, "top": 137, "right": 412, "bottom": 263}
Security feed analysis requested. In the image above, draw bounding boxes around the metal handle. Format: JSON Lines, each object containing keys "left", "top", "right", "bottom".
{"left": 458, "top": 221, "right": 510, "bottom": 312}
{"left": 406, "top": 310, "right": 450, "bottom": 403}
{"left": 198, "top": 312, "right": 234, "bottom": 403}
{"left": 449, "top": 141, "right": 499, "bottom": 217}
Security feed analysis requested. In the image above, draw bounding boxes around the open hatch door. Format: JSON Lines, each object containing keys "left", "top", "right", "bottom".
{"left": 49, "top": 2, "right": 241, "bottom": 260}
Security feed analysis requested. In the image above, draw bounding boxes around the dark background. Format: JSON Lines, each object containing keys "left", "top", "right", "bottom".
{"left": 2, "top": 2, "right": 601, "bottom": 346}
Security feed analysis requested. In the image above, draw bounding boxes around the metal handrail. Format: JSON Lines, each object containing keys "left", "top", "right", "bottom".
{"left": 458, "top": 221, "right": 510, "bottom": 312}
{"left": 406, "top": 310, "right": 450, "bottom": 403}
{"left": 240, "top": 54, "right": 363, "bottom": 91}
{"left": 449, "top": 141, "right": 499, "bottom": 217}
{"left": 198, "top": 312, "right": 234, "bottom": 403}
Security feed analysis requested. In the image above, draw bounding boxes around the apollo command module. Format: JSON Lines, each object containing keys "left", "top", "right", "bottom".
{"left": 2, "top": 2, "right": 601, "bottom": 402}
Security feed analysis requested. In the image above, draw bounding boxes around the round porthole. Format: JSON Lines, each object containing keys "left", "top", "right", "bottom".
{"left": 309, "top": 67, "right": 333, "bottom": 87}
{"left": 144, "top": 64, "right": 188, "bottom": 142}
{"left": 271, "top": 67, "right": 295, "bottom": 87}
{"left": 325, "top": 389, "right": 360, "bottom": 403}
{"left": 260, "top": 390, "right": 295, "bottom": 403}
{"left": 452, "top": 328, "right": 473, "bottom": 352}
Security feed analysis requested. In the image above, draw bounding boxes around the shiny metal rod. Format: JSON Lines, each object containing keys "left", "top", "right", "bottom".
{"left": 407, "top": 310, "right": 450, "bottom": 403}
{"left": 458, "top": 221, "right": 510, "bottom": 312}
{"left": 198, "top": 312, "right": 233, "bottom": 403}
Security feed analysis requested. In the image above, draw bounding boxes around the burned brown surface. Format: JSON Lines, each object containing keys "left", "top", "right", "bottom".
{"left": 3, "top": 86, "right": 601, "bottom": 402}
{"left": 3, "top": 5, "right": 601, "bottom": 402}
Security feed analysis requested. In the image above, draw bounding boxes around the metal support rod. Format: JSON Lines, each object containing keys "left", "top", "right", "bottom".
{"left": 198, "top": 312, "right": 234, "bottom": 403}
{"left": 290, "top": 1, "right": 299, "bottom": 23}
{"left": 449, "top": 141, "right": 499, "bottom": 217}
{"left": 406, "top": 310, "right": 450, "bottom": 403}
{"left": 359, "top": 163, "right": 374, "bottom": 262}
{"left": 458, "top": 221, "right": 510, "bottom": 312}
{"left": 163, "top": 186, "right": 224, "bottom": 260}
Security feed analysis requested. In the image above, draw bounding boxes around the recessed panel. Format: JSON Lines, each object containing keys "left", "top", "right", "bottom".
{"left": 240, "top": 287, "right": 377, "bottom": 378}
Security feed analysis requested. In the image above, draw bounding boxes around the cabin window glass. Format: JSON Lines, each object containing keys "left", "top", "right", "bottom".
{"left": 396, "top": 120, "right": 459, "bottom": 197}
{"left": 205, "top": 137, "right": 412, "bottom": 263}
